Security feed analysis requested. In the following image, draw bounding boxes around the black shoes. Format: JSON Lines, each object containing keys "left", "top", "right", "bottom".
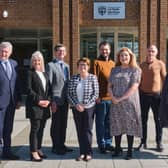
{"left": 156, "top": 143, "right": 163, "bottom": 152}
{"left": 112, "top": 148, "right": 133, "bottom": 160}
{"left": 99, "top": 145, "right": 114, "bottom": 154}
{"left": 105, "top": 145, "right": 114, "bottom": 152}
{"left": 63, "top": 146, "right": 73, "bottom": 152}
{"left": 75, "top": 154, "right": 92, "bottom": 162}
{"left": 52, "top": 146, "right": 73, "bottom": 155}
{"left": 125, "top": 151, "right": 132, "bottom": 160}
{"left": 52, "top": 148, "right": 66, "bottom": 155}
{"left": 136, "top": 143, "right": 147, "bottom": 151}
{"left": 136, "top": 142, "right": 163, "bottom": 152}
{"left": 75, "top": 154, "right": 85, "bottom": 161}
{"left": 99, "top": 147, "right": 106, "bottom": 154}
{"left": 38, "top": 152, "right": 47, "bottom": 159}
{"left": 84, "top": 155, "right": 92, "bottom": 162}
{"left": 112, "top": 148, "right": 123, "bottom": 157}
{"left": 2, "top": 153, "right": 20, "bottom": 160}
{"left": 30, "top": 153, "right": 42, "bottom": 162}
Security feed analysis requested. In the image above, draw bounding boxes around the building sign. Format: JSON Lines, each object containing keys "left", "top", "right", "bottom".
{"left": 94, "top": 2, "right": 125, "bottom": 19}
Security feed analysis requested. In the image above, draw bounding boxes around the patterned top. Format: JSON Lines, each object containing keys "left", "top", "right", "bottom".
{"left": 108, "top": 66, "right": 142, "bottom": 137}
{"left": 67, "top": 73, "right": 99, "bottom": 108}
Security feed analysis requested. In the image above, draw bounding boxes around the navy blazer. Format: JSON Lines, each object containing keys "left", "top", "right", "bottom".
{"left": 159, "top": 74, "right": 168, "bottom": 127}
{"left": 25, "top": 69, "right": 51, "bottom": 120}
{"left": 0, "top": 59, "right": 21, "bottom": 108}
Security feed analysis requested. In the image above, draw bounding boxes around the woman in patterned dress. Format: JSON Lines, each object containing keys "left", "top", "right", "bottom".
{"left": 108, "top": 47, "right": 142, "bottom": 160}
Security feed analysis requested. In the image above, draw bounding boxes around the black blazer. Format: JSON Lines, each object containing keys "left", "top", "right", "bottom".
{"left": 159, "top": 74, "right": 168, "bottom": 127}
{"left": 25, "top": 69, "right": 51, "bottom": 120}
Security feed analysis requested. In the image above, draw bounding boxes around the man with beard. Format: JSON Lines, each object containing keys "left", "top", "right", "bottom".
{"left": 92, "top": 41, "right": 115, "bottom": 154}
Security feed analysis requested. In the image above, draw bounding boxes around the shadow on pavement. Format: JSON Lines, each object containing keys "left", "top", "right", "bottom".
{"left": 3, "top": 145, "right": 168, "bottom": 161}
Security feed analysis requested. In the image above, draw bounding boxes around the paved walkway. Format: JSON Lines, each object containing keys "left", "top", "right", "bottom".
{"left": 1, "top": 106, "right": 168, "bottom": 168}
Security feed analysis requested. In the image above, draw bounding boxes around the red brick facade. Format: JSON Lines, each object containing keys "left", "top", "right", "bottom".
{"left": 0, "top": 0, "right": 52, "bottom": 28}
{"left": 0, "top": 0, "right": 168, "bottom": 73}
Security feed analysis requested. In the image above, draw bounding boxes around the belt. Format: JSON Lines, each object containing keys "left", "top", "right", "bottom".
{"left": 140, "top": 90, "right": 160, "bottom": 96}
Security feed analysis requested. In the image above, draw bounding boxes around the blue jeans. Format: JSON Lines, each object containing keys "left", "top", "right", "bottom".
{"left": 95, "top": 100, "right": 112, "bottom": 148}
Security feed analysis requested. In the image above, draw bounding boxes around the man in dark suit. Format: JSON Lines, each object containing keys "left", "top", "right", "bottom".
{"left": 0, "top": 41, "right": 21, "bottom": 160}
{"left": 46, "top": 43, "right": 72, "bottom": 155}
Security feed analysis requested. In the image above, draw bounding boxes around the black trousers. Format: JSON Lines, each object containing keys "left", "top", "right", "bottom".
{"left": 72, "top": 106, "right": 95, "bottom": 155}
{"left": 2, "top": 102, "right": 15, "bottom": 155}
{"left": 29, "top": 119, "right": 46, "bottom": 152}
{"left": 140, "top": 91, "right": 162, "bottom": 144}
{"left": 50, "top": 103, "right": 68, "bottom": 150}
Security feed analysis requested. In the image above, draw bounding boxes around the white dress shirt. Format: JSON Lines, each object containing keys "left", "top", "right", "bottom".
{"left": 36, "top": 71, "right": 46, "bottom": 92}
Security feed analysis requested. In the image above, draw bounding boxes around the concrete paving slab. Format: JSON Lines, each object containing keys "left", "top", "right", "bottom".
{"left": 1, "top": 107, "right": 168, "bottom": 168}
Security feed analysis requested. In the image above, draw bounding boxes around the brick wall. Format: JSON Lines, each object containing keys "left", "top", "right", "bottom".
{"left": 159, "top": 0, "right": 167, "bottom": 63}
{"left": 79, "top": 0, "right": 139, "bottom": 26}
{"left": 139, "top": 0, "right": 168, "bottom": 63}
{"left": 0, "top": 0, "right": 168, "bottom": 72}
{"left": 139, "top": 0, "right": 148, "bottom": 61}
{"left": 0, "top": 0, "right": 52, "bottom": 28}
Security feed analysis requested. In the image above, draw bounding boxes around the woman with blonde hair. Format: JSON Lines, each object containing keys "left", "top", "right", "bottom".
{"left": 108, "top": 47, "right": 142, "bottom": 160}
{"left": 26, "top": 51, "right": 51, "bottom": 161}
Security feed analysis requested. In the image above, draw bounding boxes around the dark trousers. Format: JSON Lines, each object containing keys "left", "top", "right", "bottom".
{"left": 29, "top": 119, "right": 46, "bottom": 152}
{"left": 140, "top": 92, "right": 162, "bottom": 144}
{"left": 72, "top": 106, "right": 95, "bottom": 155}
{"left": 0, "top": 108, "right": 6, "bottom": 140}
{"left": 50, "top": 103, "right": 68, "bottom": 150}
{"left": 1, "top": 102, "right": 15, "bottom": 155}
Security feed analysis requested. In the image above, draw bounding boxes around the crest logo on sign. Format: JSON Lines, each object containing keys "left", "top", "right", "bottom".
{"left": 98, "top": 6, "right": 106, "bottom": 16}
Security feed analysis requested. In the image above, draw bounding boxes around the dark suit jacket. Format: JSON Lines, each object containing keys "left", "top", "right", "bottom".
{"left": 159, "top": 74, "right": 168, "bottom": 127}
{"left": 0, "top": 59, "right": 21, "bottom": 109}
{"left": 25, "top": 69, "right": 51, "bottom": 120}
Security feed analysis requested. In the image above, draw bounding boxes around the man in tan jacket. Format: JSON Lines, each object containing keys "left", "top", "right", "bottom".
{"left": 137, "top": 45, "right": 166, "bottom": 152}
{"left": 93, "top": 41, "right": 115, "bottom": 153}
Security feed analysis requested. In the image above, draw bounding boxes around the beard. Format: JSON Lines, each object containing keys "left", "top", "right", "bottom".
{"left": 99, "top": 55, "right": 109, "bottom": 61}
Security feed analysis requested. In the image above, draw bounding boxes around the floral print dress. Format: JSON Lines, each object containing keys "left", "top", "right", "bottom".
{"left": 109, "top": 66, "right": 142, "bottom": 137}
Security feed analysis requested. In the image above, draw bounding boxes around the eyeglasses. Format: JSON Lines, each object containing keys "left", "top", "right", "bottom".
{"left": 56, "top": 49, "right": 66, "bottom": 52}
{"left": 79, "top": 63, "right": 88, "bottom": 66}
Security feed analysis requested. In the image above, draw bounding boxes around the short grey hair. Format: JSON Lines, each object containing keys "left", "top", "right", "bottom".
{"left": 30, "top": 51, "right": 45, "bottom": 72}
{"left": 0, "top": 41, "right": 13, "bottom": 55}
